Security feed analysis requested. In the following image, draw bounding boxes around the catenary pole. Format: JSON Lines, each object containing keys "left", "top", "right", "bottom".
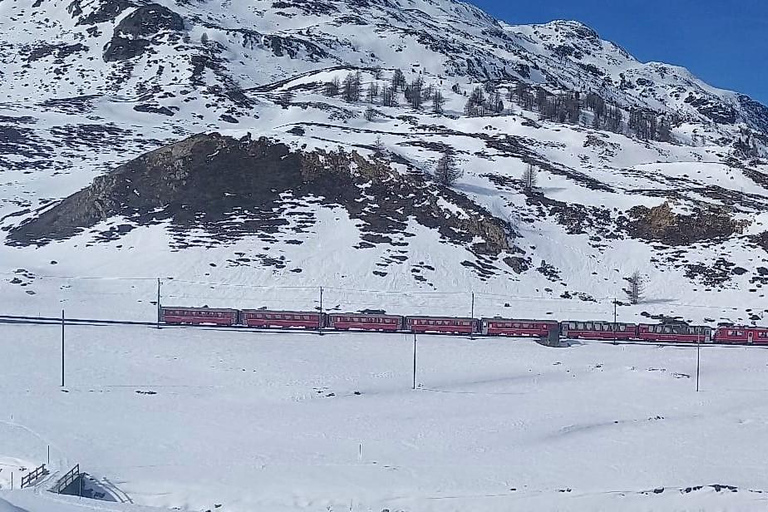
{"left": 156, "top": 278, "right": 161, "bottom": 329}
{"left": 696, "top": 330, "right": 701, "bottom": 392}
{"left": 470, "top": 292, "right": 475, "bottom": 340}
{"left": 613, "top": 299, "right": 618, "bottom": 345}
{"left": 318, "top": 286, "right": 324, "bottom": 335}
{"left": 61, "top": 309, "right": 65, "bottom": 388}
{"left": 412, "top": 333, "right": 417, "bottom": 390}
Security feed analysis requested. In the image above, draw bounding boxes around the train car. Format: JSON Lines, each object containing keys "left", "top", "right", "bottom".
{"left": 406, "top": 316, "right": 477, "bottom": 335}
{"left": 481, "top": 318, "right": 559, "bottom": 338}
{"left": 715, "top": 325, "right": 768, "bottom": 345}
{"left": 326, "top": 313, "right": 403, "bottom": 332}
{"left": 561, "top": 321, "right": 637, "bottom": 341}
{"left": 638, "top": 324, "right": 712, "bottom": 343}
{"left": 240, "top": 310, "right": 322, "bottom": 330}
{"left": 161, "top": 307, "right": 239, "bottom": 326}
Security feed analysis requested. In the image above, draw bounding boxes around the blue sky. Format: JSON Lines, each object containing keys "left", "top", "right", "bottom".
{"left": 467, "top": 0, "right": 768, "bottom": 105}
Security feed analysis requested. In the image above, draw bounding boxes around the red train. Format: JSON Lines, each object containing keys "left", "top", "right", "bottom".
{"left": 159, "top": 307, "right": 763, "bottom": 346}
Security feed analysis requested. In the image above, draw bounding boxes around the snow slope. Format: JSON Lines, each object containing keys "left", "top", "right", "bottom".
{"left": 3, "top": 323, "right": 768, "bottom": 511}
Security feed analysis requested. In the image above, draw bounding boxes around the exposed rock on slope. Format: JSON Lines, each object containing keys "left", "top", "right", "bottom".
{"left": 10, "top": 133, "right": 515, "bottom": 274}
{"left": 627, "top": 202, "right": 750, "bottom": 245}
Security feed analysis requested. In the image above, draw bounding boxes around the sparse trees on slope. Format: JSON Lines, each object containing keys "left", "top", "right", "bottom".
{"left": 342, "top": 72, "right": 362, "bottom": 102}
{"left": 433, "top": 90, "right": 445, "bottom": 114}
{"left": 366, "top": 82, "right": 380, "bottom": 104}
{"left": 323, "top": 77, "right": 340, "bottom": 97}
{"left": 522, "top": 163, "right": 537, "bottom": 192}
{"left": 464, "top": 86, "right": 486, "bottom": 117}
{"left": 488, "top": 91, "right": 504, "bottom": 114}
{"left": 434, "top": 152, "right": 463, "bottom": 186}
{"left": 405, "top": 77, "right": 424, "bottom": 110}
{"left": 381, "top": 84, "right": 397, "bottom": 107}
{"left": 392, "top": 68, "right": 406, "bottom": 92}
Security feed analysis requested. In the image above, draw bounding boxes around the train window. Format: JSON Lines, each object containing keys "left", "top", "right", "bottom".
{"left": 619, "top": 325, "right": 626, "bottom": 332}
{"left": 760, "top": 332, "right": 768, "bottom": 338}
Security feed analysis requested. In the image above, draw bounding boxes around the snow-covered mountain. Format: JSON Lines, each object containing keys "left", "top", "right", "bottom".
{"left": 2, "top": 0, "right": 768, "bottom": 326}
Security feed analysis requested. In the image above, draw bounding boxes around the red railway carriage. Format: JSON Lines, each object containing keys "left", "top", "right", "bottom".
{"left": 406, "top": 316, "right": 477, "bottom": 335}
{"left": 561, "top": 321, "right": 636, "bottom": 341}
{"left": 161, "top": 307, "right": 239, "bottom": 326}
{"left": 326, "top": 313, "right": 403, "bottom": 332}
{"left": 240, "top": 310, "right": 322, "bottom": 330}
{"left": 638, "top": 324, "right": 712, "bottom": 343}
{"left": 715, "top": 326, "right": 768, "bottom": 345}
{"left": 481, "top": 318, "right": 558, "bottom": 337}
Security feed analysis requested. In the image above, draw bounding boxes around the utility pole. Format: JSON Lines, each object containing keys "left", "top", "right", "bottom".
{"left": 696, "top": 329, "right": 701, "bottom": 392}
{"left": 156, "top": 278, "right": 162, "bottom": 329}
{"left": 470, "top": 292, "right": 475, "bottom": 340}
{"left": 61, "top": 309, "right": 65, "bottom": 388}
{"left": 412, "top": 333, "right": 417, "bottom": 390}
{"left": 613, "top": 298, "right": 618, "bottom": 345}
{"left": 318, "top": 287, "right": 324, "bottom": 335}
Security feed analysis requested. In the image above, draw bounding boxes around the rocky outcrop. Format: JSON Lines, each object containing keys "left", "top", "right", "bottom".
{"left": 103, "top": 4, "right": 184, "bottom": 62}
{"left": 8, "top": 134, "right": 514, "bottom": 264}
{"left": 627, "top": 201, "right": 749, "bottom": 245}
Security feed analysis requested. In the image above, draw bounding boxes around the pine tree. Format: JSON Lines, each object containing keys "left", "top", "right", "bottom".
{"left": 464, "top": 87, "right": 486, "bottom": 117}
{"left": 433, "top": 90, "right": 445, "bottom": 114}
{"left": 626, "top": 271, "right": 645, "bottom": 305}
{"left": 434, "top": 152, "right": 463, "bottom": 186}
{"left": 342, "top": 72, "right": 362, "bottom": 102}
{"left": 323, "top": 77, "right": 340, "bottom": 97}
{"left": 522, "top": 163, "right": 537, "bottom": 192}
{"left": 373, "top": 136, "right": 387, "bottom": 159}
{"left": 381, "top": 84, "right": 397, "bottom": 107}
{"left": 406, "top": 77, "right": 424, "bottom": 109}
{"left": 392, "top": 69, "right": 406, "bottom": 92}
{"left": 366, "top": 82, "right": 380, "bottom": 104}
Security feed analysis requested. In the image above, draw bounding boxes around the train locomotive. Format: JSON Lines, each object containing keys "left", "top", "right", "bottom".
{"left": 159, "top": 306, "right": 767, "bottom": 346}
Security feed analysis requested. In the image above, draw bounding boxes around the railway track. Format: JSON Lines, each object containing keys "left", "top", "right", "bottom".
{"left": 2, "top": 313, "right": 768, "bottom": 349}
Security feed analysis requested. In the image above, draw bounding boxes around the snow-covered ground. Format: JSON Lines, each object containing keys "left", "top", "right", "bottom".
{"left": 2, "top": 322, "right": 768, "bottom": 511}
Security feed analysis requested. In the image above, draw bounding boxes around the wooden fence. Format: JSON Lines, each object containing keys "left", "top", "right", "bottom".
{"left": 20, "top": 464, "right": 47, "bottom": 489}
{"left": 51, "top": 464, "right": 81, "bottom": 495}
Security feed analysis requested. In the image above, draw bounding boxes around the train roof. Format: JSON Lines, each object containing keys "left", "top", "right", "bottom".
{"left": 240, "top": 309, "right": 321, "bottom": 315}
{"left": 715, "top": 324, "right": 768, "bottom": 330}
{"left": 405, "top": 315, "right": 477, "bottom": 321}
{"left": 563, "top": 320, "right": 637, "bottom": 326}
{"left": 328, "top": 312, "right": 401, "bottom": 318}
{"left": 638, "top": 323, "right": 711, "bottom": 328}
{"left": 481, "top": 317, "right": 558, "bottom": 323}
{"left": 161, "top": 306, "right": 238, "bottom": 313}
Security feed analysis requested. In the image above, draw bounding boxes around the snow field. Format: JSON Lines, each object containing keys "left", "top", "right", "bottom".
{"left": 2, "top": 323, "right": 768, "bottom": 511}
